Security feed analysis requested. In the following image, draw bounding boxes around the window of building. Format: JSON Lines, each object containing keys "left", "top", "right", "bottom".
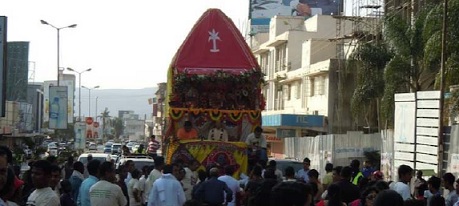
{"left": 318, "top": 76, "right": 325, "bottom": 95}
{"left": 310, "top": 78, "right": 315, "bottom": 97}
{"left": 296, "top": 82, "right": 301, "bottom": 99}
{"left": 283, "top": 85, "right": 290, "bottom": 100}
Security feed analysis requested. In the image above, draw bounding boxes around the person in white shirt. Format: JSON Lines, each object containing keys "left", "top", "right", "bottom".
{"left": 284, "top": 166, "right": 297, "bottom": 182}
{"left": 208, "top": 121, "right": 229, "bottom": 141}
{"left": 124, "top": 160, "right": 135, "bottom": 185}
{"left": 127, "top": 169, "right": 142, "bottom": 206}
{"left": 443, "top": 173, "right": 458, "bottom": 206}
{"left": 145, "top": 157, "right": 164, "bottom": 205}
{"left": 49, "top": 164, "right": 62, "bottom": 196}
{"left": 264, "top": 160, "right": 283, "bottom": 182}
{"left": 175, "top": 159, "right": 199, "bottom": 201}
{"left": 453, "top": 178, "right": 459, "bottom": 206}
{"left": 218, "top": 165, "right": 240, "bottom": 206}
{"left": 89, "top": 162, "right": 127, "bottom": 206}
{"left": 390, "top": 164, "right": 413, "bottom": 201}
{"left": 147, "top": 164, "right": 186, "bottom": 206}
{"left": 245, "top": 126, "right": 268, "bottom": 162}
{"left": 138, "top": 166, "right": 151, "bottom": 205}
{"left": 26, "top": 160, "right": 60, "bottom": 206}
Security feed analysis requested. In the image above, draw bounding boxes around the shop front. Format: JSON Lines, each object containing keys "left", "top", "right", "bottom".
{"left": 262, "top": 114, "right": 326, "bottom": 158}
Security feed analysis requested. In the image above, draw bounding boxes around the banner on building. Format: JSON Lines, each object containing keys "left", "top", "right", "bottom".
{"left": 0, "top": 16, "right": 6, "bottom": 117}
{"left": 249, "top": 0, "right": 342, "bottom": 33}
{"left": 48, "top": 86, "right": 68, "bottom": 129}
{"left": 43, "top": 80, "right": 74, "bottom": 124}
{"left": 74, "top": 122, "right": 86, "bottom": 150}
{"left": 60, "top": 79, "right": 75, "bottom": 123}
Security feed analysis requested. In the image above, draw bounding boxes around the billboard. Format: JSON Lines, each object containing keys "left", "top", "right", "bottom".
{"left": 43, "top": 80, "right": 74, "bottom": 124}
{"left": 0, "top": 17, "right": 6, "bottom": 117}
{"left": 48, "top": 86, "right": 68, "bottom": 129}
{"left": 60, "top": 78, "right": 74, "bottom": 123}
{"left": 250, "top": 0, "right": 342, "bottom": 33}
{"left": 74, "top": 122, "right": 86, "bottom": 150}
{"left": 85, "top": 117, "right": 94, "bottom": 139}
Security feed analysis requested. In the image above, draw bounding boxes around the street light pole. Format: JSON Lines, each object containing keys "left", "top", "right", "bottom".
{"left": 67, "top": 68, "right": 92, "bottom": 122}
{"left": 82, "top": 86, "right": 100, "bottom": 118}
{"left": 40, "top": 20, "right": 77, "bottom": 86}
{"left": 96, "top": 96, "right": 99, "bottom": 119}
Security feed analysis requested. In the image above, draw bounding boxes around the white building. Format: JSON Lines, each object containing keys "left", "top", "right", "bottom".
{"left": 124, "top": 119, "right": 145, "bottom": 141}
{"left": 251, "top": 15, "right": 356, "bottom": 158}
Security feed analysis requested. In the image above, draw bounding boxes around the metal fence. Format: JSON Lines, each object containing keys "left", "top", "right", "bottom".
{"left": 284, "top": 131, "right": 382, "bottom": 177}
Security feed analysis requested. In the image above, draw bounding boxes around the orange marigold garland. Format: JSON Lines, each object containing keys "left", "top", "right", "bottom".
{"left": 229, "top": 111, "right": 243, "bottom": 122}
{"left": 170, "top": 108, "right": 184, "bottom": 120}
{"left": 209, "top": 110, "right": 223, "bottom": 121}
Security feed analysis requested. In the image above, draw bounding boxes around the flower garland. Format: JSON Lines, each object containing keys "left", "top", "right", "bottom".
{"left": 168, "top": 108, "right": 261, "bottom": 124}
{"left": 170, "top": 70, "right": 266, "bottom": 110}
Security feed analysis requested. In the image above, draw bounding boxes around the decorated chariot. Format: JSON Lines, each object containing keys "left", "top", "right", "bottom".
{"left": 163, "top": 9, "right": 265, "bottom": 177}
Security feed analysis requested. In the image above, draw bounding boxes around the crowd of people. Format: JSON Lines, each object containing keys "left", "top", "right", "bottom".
{"left": 2, "top": 139, "right": 459, "bottom": 206}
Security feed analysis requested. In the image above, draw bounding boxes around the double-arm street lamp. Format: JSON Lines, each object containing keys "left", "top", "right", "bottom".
{"left": 82, "top": 86, "right": 100, "bottom": 118}
{"left": 67, "top": 68, "right": 92, "bottom": 122}
{"left": 40, "top": 20, "right": 77, "bottom": 86}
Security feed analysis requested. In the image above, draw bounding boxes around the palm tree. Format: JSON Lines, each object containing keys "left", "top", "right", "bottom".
{"left": 349, "top": 40, "right": 392, "bottom": 131}
{"left": 99, "top": 108, "right": 111, "bottom": 142}
{"left": 423, "top": 0, "right": 459, "bottom": 89}
{"left": 111, "top": 117, "right": 124, "bottom": 139}
{"left": 380, "top": 7, "right": 437, "bottom": 125}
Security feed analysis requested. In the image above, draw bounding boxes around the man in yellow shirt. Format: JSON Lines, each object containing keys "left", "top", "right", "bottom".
{"left": 176, "top": 121, "right": 198, "bottom": 140}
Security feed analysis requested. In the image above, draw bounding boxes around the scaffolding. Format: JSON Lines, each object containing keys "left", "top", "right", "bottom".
{"left": 331, "top": 0, "right": 384, "bottom": 132}
{"left": 28, "top": 61, "right": 35, "bottom": 84}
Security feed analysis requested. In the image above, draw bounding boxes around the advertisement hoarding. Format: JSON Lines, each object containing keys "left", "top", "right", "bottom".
{"left": 93, "top": 121, "right": 100, "bottom": 139}
{"left": 85, "top": 117, "right": 94, "bottom": 139}
{"left": 74, "top": 122, "right": 86, "bottom": 150}
{"left": 0, "top": 17, "right": 6, "bottom": 117}
{"left": 48, "top": 86, "right": 68, "bottom": 129}
{"left": 60, "top": 79, "right": 74, "bottom": 123}
{"left": 43, "top": 80, "right": 74, "bottom": 124}
{"left": 249, "top": 0, "right": 342, "bottom": 33}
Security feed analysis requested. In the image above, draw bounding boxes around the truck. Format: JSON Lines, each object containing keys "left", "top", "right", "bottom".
{"left": 163, "top": 8, "right": 265, "bottom": 177}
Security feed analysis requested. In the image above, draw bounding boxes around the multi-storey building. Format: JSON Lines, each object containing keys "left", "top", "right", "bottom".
{"left": 153, "top": 82, "right": 167, "bottom": 142}
{"left": 251, "top": 15, "right": 355, "bottom": 157}
{"left": 6, "top": 41, "right": 29, "bottom": 102}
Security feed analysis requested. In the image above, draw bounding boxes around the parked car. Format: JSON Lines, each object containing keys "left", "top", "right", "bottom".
{"left": 111, "top": 143, "right": 122, "bottom": 155}
{"left": 269, "top": 158, "right": 304, "bottom": 177}
{"left": 104, "top": 143, "right": 113, "bottom": 154}
{"left": 78, "top": 153, "right": 112, "bottom": 164}
{"left": 88, "top": 143, "right": 97, "bottom": 151}
{"left": 116, "top": 154, "right": 154, "bottom": 171}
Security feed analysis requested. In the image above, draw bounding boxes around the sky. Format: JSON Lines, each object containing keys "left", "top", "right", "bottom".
{"left": 1, "top": 0, "right": 250, "bottom": 89}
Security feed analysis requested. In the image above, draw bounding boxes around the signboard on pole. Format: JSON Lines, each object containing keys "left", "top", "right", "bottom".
{"left": 85, "top": 117, "right": 94, "bottom": 139}
{"left": 0, "top": 17, "right": 6, "bottom": 117}
{"left": 61, "top": 79, "right": 75, "bottom": 123}
{"left": 74, "top": 122, "right": 86, "bottom": 150}
{"left": 43, "top": 80, "right": 74, "bottom": 124}
{"left": 93, "top": 121, "right": 100, "bottom": 139}
{"left": 48, "top": 86, "right": 68, "bottom": 129}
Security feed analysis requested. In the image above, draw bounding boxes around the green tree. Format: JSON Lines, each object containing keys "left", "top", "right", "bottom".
{"left": 423, "top": 0, "right": 459, "bottom": 89}
{"left": 381, "top": 7, "right": 438, "bottom": 125}
{"left": 349, "top": 41, "right": 392, "bottom": 130}
{"left": 111, "top": 117, "right": 124, "bottom": 139}
{"left": 99, "top": 108, "right": 111, "bottom": 141}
